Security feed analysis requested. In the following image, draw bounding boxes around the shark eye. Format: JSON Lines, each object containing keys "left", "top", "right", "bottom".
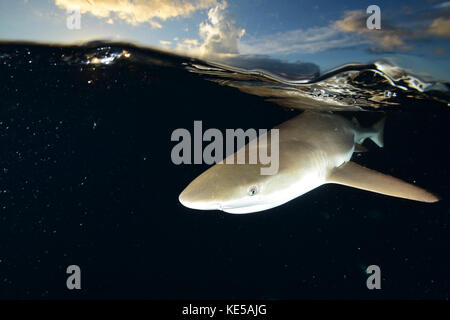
{"left": 247, "top": 185, "right": 258, "bottom": 196}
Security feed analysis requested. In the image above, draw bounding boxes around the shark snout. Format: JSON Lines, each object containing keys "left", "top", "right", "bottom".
{"left": 178, "top": 187, "right": 222, "bottom": 211}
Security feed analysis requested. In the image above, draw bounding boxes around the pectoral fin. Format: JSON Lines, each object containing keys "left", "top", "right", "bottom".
{"left": 327, "top": 161, "right": 439, "bottom": 203}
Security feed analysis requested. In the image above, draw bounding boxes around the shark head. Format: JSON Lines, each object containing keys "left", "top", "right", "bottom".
{"left": 179, "top": 163, "right": 279, "bottom": 214}
{"left": 178, "top": 146, "right": 324, "bottom": 214}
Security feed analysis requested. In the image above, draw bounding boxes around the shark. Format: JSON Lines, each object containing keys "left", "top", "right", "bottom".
{"left": 178, "top": 111, "right": 439, "bottom": 214}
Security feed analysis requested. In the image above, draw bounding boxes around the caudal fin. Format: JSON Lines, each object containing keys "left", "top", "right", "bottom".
{"left": 370, "top": 116, "right": 386, "bottom": 148}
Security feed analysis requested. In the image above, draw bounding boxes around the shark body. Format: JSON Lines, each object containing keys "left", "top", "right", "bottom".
{"left": 179, "top": 112, "right": 438, "bottom": 214}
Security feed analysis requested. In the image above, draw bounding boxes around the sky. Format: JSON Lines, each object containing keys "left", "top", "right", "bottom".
{"left": 0, "top": 0, "right": 449, "bottom": 80}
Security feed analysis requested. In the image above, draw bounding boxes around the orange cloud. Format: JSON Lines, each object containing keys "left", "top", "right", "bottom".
{"left": 55, "top": 0, "right": 217, "bottom": 28}
{"left": 433, "top": 47, "right": 446, "bottom": 55}
{"left": 427, "top": 18, "right": 450, "bottom": 37}
{"left": 334, "top": 10, "right": 413, "bottom": 51}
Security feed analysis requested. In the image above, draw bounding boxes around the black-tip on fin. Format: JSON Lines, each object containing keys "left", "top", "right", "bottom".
{"left": 327, "top": 161, "right": 439, "bottom": 203}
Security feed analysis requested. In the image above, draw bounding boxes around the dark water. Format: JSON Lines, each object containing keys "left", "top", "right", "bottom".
{"left": 0, "top": 42, "right": 448, "bottom": 299}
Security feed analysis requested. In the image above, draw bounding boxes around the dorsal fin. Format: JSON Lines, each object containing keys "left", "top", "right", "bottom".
{"left": 327, "top": 161, "right": 439, "bottom": 203}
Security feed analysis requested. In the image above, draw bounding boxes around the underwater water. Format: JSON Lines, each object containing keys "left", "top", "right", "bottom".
{"left": 0, "top": 42, "right": 449, "bottom": 299}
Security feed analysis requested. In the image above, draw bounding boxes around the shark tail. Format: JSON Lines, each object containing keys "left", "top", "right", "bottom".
{"left": 369, "top": 116, "right": 386, "bottom": 148}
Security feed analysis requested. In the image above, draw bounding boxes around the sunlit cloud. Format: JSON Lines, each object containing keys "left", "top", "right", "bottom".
{"left": 334, "top": 10, "right": 414, "bottom": 51}
{"left": 198, "top": 1, "right": 245, "bottom": 55}
{"left": 176, "top": 38, "right": 201, "bottom": 54}
{"left": 335, "top": 9, "right": 450, "bottom": 50}
{"left": 427, "top": 17, "right": 450, "bottom": 37}
{"left": 176, "top": 1, "right": 245, "bottom": 56}
{"left": 54, "top": 0, "right": 218, "bottom": 28}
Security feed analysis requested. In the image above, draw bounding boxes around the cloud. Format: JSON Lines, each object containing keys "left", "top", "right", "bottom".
{"left": 176, "top": 1, "right": 245, "bottom": 56}
{"left": 183, "top": 39, "right": 200, "bottom": 45}
{"left": 434, "top": 2, "right": 450, "bottom": 9}
{"left": 55, "top": 0, "right": 217, "bottom": 28}
{"left": 334, "top": 10, "right": 414, "bottom": 51}
{"left": 176, "top": 38, "right": 201, "bottom": 54}
{"left": 178, "top": 4, "right": 362, "bottom": 57}
{"left": 240, "top": 26, "right": 363, "bottom": 55}
{"left": 198, "top": 1, "right": 245, "bottom": 55}
{"left": 239, "top": 8, "right": 450, "bottom": 56}
{"left": 238, "top": 10, "right": 418, "bottom": 56}
{"left": 433, "top": 47, "right": 446, "bottom": 55}
{"left": 427, "top": 17, "right": 450, "bottom": 37}
{"left": 173, "top": 1, "right": 448, "bottom": 61}
{"left": 335, "top": 8, "right": 450, "bottom": 51}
